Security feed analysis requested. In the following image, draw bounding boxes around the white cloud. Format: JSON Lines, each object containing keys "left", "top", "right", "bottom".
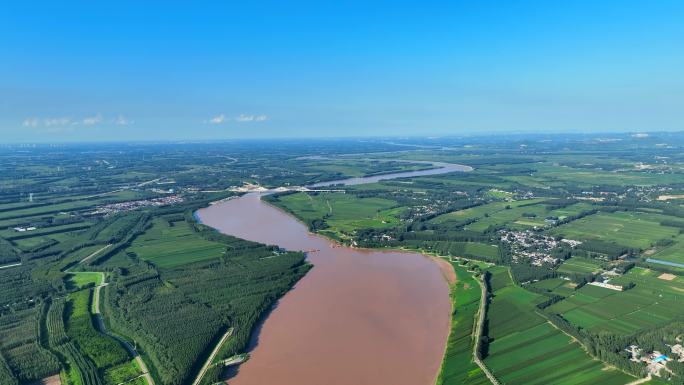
{"left": 22, "top": 113, "right": 132, "bottom": 130}
{"left": 43, "top": 117, "right": 72, "bottom": 127}
{"left": 114, "top": 115, "right": 133, "bottom": 125}
{"left": 82, "top": 113, "right": 103, "bottom": 126}
{"left": 22, "top": 117, "right": 40, "bottom": 127}
{"left": 235, "top": 114, "right": 268, "bottom": 122}
{"left": 205, "top": 114, "right": 268, "bottom": 124}
{"left": 209, "top": 114, "right": 226, "bottom": 124}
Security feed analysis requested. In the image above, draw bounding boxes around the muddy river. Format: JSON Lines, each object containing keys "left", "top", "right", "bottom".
{"left": 195, "top": 162, "right": 471, "bottom": 385}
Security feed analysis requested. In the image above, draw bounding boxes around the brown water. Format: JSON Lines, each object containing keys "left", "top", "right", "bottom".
{"left": 195, "top": 162, "right": 470, "bottom": 385}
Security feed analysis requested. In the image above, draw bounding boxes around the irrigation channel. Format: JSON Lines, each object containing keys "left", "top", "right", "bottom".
{"left": 196, "top": 161, "right": 473, "bottom": 385}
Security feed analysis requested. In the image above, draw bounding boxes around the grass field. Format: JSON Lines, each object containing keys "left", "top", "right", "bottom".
{"left": 551, "top": 211, "right": 679, "bottom": 249}
{"left": 0, "top": 221, "right": 91, "bottom": 240}
{"left": 528, "top": 278, "right": 578, "bottom": 297}
{"left": 127, "top": 218, "right": 226, "bottom": 268}
{"left": 12, "top": 236, "right": 55, "bottom": 250}
{"left": 649, "top": 235, "right": 684, "bottom": 265}
{"left": 67, "top": 272, "right": 104, "bottom": 288}
{"left": 304, "top": 159, "right": 432, "bottom": 178}
{"left": 273, "top": 192, "right": 403, "bottom": 237}
{"left": 556, "top": 257, "right": 602, "bottom": 275}
{"left": 430, "top": 199, "right": 546, "bottom": 226}
{"left": 437, "top": 263, "right": 489, "bottom": 385}
{"left": 484, "top": 267, "right": 635, "bottom": 385}
{"left": 429, "top": 199, "right": 596, "bottom": 232}
{"left": 103, "top": 359, "right": 142, "bottom": 385}
{"left": 510, "top": 163, "right": 684, "bottom": 188}
{"left": 545, "top": 267, "right": 684, "bottom": 334}
{"left": 461, "top": 242, "right": 499, "bottom": 259}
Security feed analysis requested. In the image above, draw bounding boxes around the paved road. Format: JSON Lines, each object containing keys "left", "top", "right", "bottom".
{"left": 74, "top": 249, "right": 155, "bottom": 385}
{"left": 472, "top": 276, "right": 500, "bottom": 385}
{"left": 79, "top": 244, "right": 112, "bottom": 264}
{"left": 191, "top": 328, "right": 234, "bottom": 385}
{"left": 92, "top": 281, "right": 155, "bottom": 385}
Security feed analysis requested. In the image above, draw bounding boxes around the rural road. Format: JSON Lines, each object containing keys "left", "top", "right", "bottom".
{"left": 473, "top": 276, "right": 500, "bottom": 385}
{"left": 93, "top": 279, "right": 155, "bottom": 385}
{"left": 191, "top": 328, "right": 234, "bottom": 385}
{"left": 80, "top": 244, "right": 112, "bottom": 264}
{"left": 71, "top": 245, "right": 155, "bottom": 385}
{"left": 0, "top": 262, "right": 21, "bottom": 270}
{"left": 624, "top": 373, "right": 652, "bottom": 385}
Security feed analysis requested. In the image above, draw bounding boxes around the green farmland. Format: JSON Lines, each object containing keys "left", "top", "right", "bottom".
{"left": 127, "top": 218, "right": 226, "bottom": 268}
{"left": 551, "top": 211, "right": 679, "bottom": 249}
{"left": 430, "top": 199, "right": 546, "bottom": 227}
{"left": 556, "top": 257, "right": 602, "bottom": 275}
{"left": 649, "top": 235, "right": 684, "bottom": 265}
{"left": 270, "top": 192, "right": 403, "bottom": 238}
{"left": 546, "top": 267, "right": 684, "bottom": 334}
{"left": 437, "top": 263, "right": 489, "bottom": 385}
{"left": 67, "top": 272, "right": 104, "bottom": 288}
{"left": 484, "top": 268, "right": 635, "bottom": 385}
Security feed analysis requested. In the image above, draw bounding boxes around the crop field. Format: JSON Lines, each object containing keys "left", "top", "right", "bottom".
{"left": 649, "top": 235, "right": 684, "bottom": 265}
{"left": 486, "top": 322, "right": 632, "bottom": 385}
{"left": 528, "top": 278, "right": 578, "bottom": 297}
{"left": 460, "top": 242, "right": 499, "bottom": 259}
{"left": 426, "top": 241, "right": 500, "bottom": 261}
{"left": 545, "top": 268, "right": 684, "bottom": 334}
{"left": 103, "top": 360, "right": 142, "bottom": 385}
{"left": 551, "top": 211, "right": 679, "bottom": 249}
{"left": 467, "top": 206, "right": 546, "bottom": 231}
{"left": 512, "top": 163, "right": 684, "bottom": 188}
{"left": 437, "top": 263, "right": 489, "bottom": 385}
{"left": 273, "top": 192, "right": 403, "bottom": 235}
{"left": 302, "top": 159, "right": 433, "bottom": 178}
{"left": 556, "top": 257, "right": 602, "bottom": 275}
{"left": 430, "top": 200, "right": 545, "bottom": 226}
{"left": 546, "top": 203, "right": 595, "bottom": 219}
{"left": 67, "top": 272, "right": 104, "bottom": 288}
{"left": 126, "top": 218, "right": 226, "bottom": 268}
{"left": 431, "top": 199, "right": 598, "bottom": 233}
{"left": 484, "top": 268, "right": 634, "bottom": 385}
{"left": 0, "top": 222, "right": 91, "bottom": 240}
{"left": 92, "top": 214, "right": 144, "bottom": 243}
{"left": 12, "top": 236, "right": 55, "bottom": 250}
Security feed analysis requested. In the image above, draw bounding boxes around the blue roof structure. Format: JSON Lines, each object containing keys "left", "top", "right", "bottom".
{"left": 653, "top": 355, "right": 668, "bottom": 363}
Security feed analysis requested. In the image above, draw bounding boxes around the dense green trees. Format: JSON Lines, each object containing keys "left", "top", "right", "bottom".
{"left": 0, "top": 307, "right": 60, "bottom": 383}
{"left": 47, "top": 297, "right": 105, "bottom": 385}
{"left": 92, "top": 207, "right": 312, "bottom": 385}
{"left": 65, "top": 290, "right": 129, "bottom": 369}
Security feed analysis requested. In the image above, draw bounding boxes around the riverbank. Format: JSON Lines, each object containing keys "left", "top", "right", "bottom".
{"left": 435, "top": 263, "right": 491, "bottom": 385}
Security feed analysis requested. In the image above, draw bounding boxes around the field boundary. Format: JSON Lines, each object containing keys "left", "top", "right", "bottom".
{"left": 473, "top": 275, "right": 500, "bottom": 385}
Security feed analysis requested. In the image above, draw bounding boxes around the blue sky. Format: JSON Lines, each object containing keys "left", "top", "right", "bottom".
{"left": 1, "top": 1, "right": 683, "bottom": 142}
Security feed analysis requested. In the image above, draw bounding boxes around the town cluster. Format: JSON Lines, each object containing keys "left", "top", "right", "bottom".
{"left": 92, "top": 195, "right": 184, "bottom": 215}
{"left": 499, "top": 229, "right": 566, "bottom": 266}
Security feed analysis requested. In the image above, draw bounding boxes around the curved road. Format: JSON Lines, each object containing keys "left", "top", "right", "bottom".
{"left": 70, "top": 246, "right": 155, "bottom": 385}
